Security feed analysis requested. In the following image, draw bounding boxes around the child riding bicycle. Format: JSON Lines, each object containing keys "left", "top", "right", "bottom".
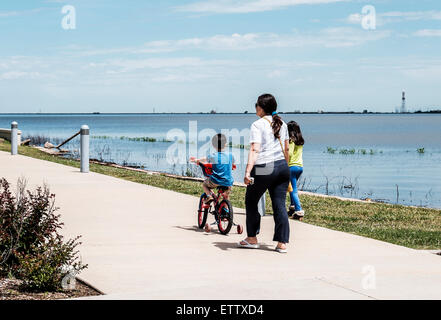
{"left": 189, "top": 133, "right": 235, "bottom": 204}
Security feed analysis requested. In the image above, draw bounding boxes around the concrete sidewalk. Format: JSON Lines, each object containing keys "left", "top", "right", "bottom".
{"left": 1, "top": 151, "right": 440, "bottom": 300}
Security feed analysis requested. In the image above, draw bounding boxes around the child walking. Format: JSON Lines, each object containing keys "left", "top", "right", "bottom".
{"left": 190, "top": 133, "right": 235, "bottom": 203}
{"left": 287, "top": 121, "right": 305, "bottom": 219}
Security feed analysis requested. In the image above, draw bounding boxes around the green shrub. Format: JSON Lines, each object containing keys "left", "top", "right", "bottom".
{"left": 17, "top": 236, "right": 86, "bottom": 291}
{"left": 0, "top": 178, "right": 87, "bottom": 291}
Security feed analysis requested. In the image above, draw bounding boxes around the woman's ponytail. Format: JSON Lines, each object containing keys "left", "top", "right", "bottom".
{"left": 257, "top": 93, "right": 283, "bottom": 139}
{"left": 272, "top": 113, "right": 283, "bottom": 140}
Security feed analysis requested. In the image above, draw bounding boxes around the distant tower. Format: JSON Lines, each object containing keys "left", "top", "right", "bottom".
{"left": 401, "top": 90, "right": 406, "bottom": 113}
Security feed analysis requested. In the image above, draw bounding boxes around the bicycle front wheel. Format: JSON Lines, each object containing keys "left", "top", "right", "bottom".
{"left": 198, "top": 194, "right": 209, "bottom": 229}
{"left": 217, "top": 200, "right": 233, "bottom": 235}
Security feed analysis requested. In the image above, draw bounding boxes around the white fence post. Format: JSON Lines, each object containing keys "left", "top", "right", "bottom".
{"left": 11, "top": 122, "right": 18, "bottom": 155}
{"left": 80, "top": 125, "right": 89, "bottom": 173}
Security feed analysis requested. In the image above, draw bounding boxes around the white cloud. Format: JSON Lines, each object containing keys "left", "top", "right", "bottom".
{"left": 99, "top": 57, "right": 236, "bottom": 72}
{"left": 0, "top": 8, "right": 44, "bottom": 18}
{"left": 346, "top": 10, "right": 441, "bottom": 26}
{"left": 73, "top": 28, "right": 390, "bottom": 58}
{"left": 413, "top": 29, "right": 441, "bottom": 37}
{"left": 0, "top": 11, "right": 19, "bottom": 17}
{"left": 267, "top": 70, "right": 283, "bottom": 78}
{"left": 316, "top": 27, "right": 390, "bottom": 47}
{"left": 176, "top": 0, "right": 348, "bottom": 14}
{"left": 381, "top": 10, "right": 441, "bottom": 21}
{"left": 0, "top": 71, "right": 42, "bottom": 80}
{"left": 347, "top": 13, "right": 362, "bottom": 24}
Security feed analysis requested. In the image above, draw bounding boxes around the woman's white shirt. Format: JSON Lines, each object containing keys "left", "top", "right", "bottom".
{"left": 249, "top": 116, "right": 289, "bottom": 165}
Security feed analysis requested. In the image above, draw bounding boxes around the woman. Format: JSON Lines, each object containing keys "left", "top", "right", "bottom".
{"left": 238, "top": 94, "right": 291, "bottom": 253}
{"left": 287, "top": 121, "right": 305, "bottom": 219}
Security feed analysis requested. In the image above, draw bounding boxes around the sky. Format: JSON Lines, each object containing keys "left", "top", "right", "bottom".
{"left": 0, "top": 0, "right": 440, "bottom": 113}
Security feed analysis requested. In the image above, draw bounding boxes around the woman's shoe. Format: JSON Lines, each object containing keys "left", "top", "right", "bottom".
{"left": 275, "top": 247, "right": 287, "bottom": 253}
{"left": 275, "top": 244, "right": 287, "bottom": 253}
{"left": 238, "top": 239, "right": 260, "bottom": 249}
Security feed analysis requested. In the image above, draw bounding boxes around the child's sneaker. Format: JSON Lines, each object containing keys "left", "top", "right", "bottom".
{"left": 292, "top": 210, "right": 305, "bottom": 220}
{"left": 295, "top": 210, "right": 305, "bottom": 217}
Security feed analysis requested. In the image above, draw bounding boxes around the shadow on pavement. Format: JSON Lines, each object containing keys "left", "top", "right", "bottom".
{"left": 213, "top": 242, "right": 275, "bottom": 252}
{"left": 174, "top": 225, "right": 205, "bottom": 232}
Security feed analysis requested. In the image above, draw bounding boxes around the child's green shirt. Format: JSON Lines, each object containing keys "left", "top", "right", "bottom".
{"left": 288, "top": 142, "right": 303, "bottom": 167}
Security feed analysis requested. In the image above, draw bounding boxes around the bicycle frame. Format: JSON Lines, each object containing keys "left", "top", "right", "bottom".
{"left": 194, "top": 160, "right": 243, "bottom": 235}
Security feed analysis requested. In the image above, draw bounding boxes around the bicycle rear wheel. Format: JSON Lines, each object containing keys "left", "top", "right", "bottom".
{"left": 198, "top": 194, "right": 209, "bottom": 229}
{"left": 217, "top": 200, "right": 233, "bottom": 235}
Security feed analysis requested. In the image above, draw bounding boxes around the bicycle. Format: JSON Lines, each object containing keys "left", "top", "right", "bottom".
{"left": 194, "top": 161, "right": 243, "bottom": 235}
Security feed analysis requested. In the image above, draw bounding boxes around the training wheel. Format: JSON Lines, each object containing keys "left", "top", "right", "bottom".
{"left": 237, "top": 224, "right": 243, "bottom": 234}
{"left": 204, "top": 223, "right": 211, "bottom": 233}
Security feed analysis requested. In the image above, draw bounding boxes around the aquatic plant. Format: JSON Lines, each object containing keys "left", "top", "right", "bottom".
{"left": 22, "top": 135, "right": 64, "bottom": 147}
{"left": 325, "top": 147, "right": 382, "bottom": 155}
{"left": 92, "top": 136, "right": 172, "bottom": 143}
{"left": 339, "top": 148, "right": 356, "bottom": 155}
{"left": 182, "top": 163, "right": 201, "bottom": 178}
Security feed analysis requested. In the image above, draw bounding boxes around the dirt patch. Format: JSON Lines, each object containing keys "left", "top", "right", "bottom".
{"left": 0, "top": 277, "right": 101, "bottom": 300}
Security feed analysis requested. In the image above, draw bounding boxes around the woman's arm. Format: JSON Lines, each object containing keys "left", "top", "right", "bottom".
{"left": 284, "top": 140, "right": 290, "bottom": 163}
{"left": 244, "top": 142, "right": 260, "bottom": 185}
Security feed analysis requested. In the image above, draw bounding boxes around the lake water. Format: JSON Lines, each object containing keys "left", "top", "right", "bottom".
{"left": 1, "top": 113, "right": 441, "bottom": 209}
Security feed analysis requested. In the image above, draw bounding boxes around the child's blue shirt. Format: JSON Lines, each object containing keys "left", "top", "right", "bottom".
{"left": 207, "top": 152, "right": 234, "bottom": 187}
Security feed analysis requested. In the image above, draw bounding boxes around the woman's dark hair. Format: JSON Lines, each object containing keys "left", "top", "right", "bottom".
{"left": 256, "top": 93, "right": 283, "bottom": 139}
{"left": 287, "top": 121, "right": 305, "bottom": 146}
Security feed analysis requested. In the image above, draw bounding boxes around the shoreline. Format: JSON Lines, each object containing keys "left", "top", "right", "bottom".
{"left": 1, "top": 111, "right": 441, "bottom": 115}
{"left": 34, "top": 145, "right": 440, "bottom": 212}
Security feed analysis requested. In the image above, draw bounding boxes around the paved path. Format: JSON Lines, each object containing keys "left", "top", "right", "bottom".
{"left": 1, "top": 151, "right": 440, "bottom": 300}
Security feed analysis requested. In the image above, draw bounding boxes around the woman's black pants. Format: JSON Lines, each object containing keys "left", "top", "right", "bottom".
{"left": 245, "top": 159, "right": 291, "bottom": 243}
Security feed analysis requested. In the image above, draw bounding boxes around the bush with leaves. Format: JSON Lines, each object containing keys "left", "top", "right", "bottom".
{"left": 0, "top": 177, "right": 87, "bottom": 291}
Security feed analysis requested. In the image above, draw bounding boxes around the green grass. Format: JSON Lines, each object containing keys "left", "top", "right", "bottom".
{"left": 1, "top": 141, "right": 440, "bottom": 250}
